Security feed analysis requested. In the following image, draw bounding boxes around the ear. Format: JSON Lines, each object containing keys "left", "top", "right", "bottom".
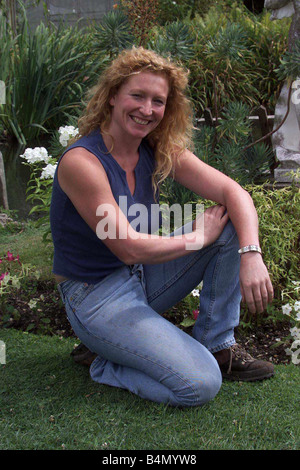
{"left": 109, "top": 95, "right": 116, "bottom": 107}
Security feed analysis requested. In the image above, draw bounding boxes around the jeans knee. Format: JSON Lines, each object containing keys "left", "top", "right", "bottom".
{"left": 195, "top": 369, "right": 222, "bottom": 406}
{"left": 175, "top": 368, "right": 222, "bottom": 407}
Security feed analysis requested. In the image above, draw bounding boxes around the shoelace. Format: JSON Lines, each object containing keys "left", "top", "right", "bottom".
{"left": 226, "top": 344, "right": 255, "bottom": 374}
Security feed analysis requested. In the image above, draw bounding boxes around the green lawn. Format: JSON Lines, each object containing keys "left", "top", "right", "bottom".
{"left": 0, "top": 222, "right": 53, "bottom": 278}
{"left": 0, "top": 328, "right": 299, "bottom": 450}
{"left": 1, "top": 223, "right": 299, "bottom": 450}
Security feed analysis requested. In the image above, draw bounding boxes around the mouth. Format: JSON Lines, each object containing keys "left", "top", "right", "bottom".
{"left": 130, "top": 116, "right": 151, "bottom": 126}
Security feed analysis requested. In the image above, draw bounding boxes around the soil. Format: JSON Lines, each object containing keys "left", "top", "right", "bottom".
{"left": 1, "top": 279, "right": 292, "bottom": 365}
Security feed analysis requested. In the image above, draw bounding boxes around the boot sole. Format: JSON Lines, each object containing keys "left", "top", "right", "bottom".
{"left": 222, "top": 370, "right": 275, "bottom": 382}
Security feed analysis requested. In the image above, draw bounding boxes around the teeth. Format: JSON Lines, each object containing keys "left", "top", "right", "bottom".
{"left": 131, "top": 116, "right": 149, "bottom": 125}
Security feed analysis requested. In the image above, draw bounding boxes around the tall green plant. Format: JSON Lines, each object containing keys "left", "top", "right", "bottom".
{"left": 93, "top": 10, "right": 134, "bottom": 57}
{"left": 193, "top": 104, "right": 274, "bottom": 186}
{"left": 0, "top": 15, "right": 104, "bottom": 145}
{"left": 187, "top": 4, "right": 290, "bottom": 114}
{"left": 150, "top": 21, "right": 195, "bottom": 60}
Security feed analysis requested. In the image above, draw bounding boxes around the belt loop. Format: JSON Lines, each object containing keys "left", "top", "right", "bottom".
{"left": 57, "top": 283, "right": 66, "bottom": 304}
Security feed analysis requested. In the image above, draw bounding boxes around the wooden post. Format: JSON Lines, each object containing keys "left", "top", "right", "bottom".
{"left": 257, "top": 105, "right": 272, "bottom": 147}
{"left": 0, "top": 151, "right": 9, "bottom": 210}
{"left": 203, "top": 108, "right": 214, "bottom": 127}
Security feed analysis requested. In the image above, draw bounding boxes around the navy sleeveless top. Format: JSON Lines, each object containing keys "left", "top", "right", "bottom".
{"left": 50, "top": 130, "right": 159, "bottom": 283}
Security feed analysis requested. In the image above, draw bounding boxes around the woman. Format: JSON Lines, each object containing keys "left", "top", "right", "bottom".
{"left": 50, "top": 47, "right": 274, "bottom": 407}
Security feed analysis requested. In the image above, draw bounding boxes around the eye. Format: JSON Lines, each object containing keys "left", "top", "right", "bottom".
{"left": 153, "top": 98, "right": 166, "bottom": 106}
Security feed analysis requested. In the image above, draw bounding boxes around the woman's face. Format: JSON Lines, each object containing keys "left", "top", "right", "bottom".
{"left": 108, "top": 71, "right": 169, "bottom": 142}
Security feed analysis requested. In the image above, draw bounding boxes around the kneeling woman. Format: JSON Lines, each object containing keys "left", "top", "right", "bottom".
{"left": 50, "top": 47, "right": 274, "bottom": 407}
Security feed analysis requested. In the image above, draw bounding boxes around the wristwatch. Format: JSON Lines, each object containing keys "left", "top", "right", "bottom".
{"left": 238, "top": 245, "right": 262, "bottom": 255}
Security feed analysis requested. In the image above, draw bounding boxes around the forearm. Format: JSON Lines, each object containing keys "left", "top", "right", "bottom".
{"left": 109, "top": 227, "right": 202, "bottom": 265}
{"left": 223, "top": 185, "right": 260, "bottom": 248}
{"left": 104, "top": 206, "right": 229, "bottom": 265}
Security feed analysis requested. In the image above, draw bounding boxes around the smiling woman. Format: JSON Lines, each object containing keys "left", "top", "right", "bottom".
{"left": 50, "top": 46, "right": 275, "bottom": 408}
{"left": 77, "top": 47, "right": 193, "bottom": 192}
{"left": 105, "top": 71, "right": 169, "bottom": 171}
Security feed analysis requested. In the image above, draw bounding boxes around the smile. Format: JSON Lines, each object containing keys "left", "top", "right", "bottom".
{"left": 131, "top": 116, "right": 151, "bottom": 125}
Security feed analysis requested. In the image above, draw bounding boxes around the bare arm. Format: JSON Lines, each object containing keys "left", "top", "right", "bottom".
{"left": 173, "top": 150, "right": 274, "bottom": 313}
{"left": 174, "top": 150, "right": 260, "bottom": 245}
{"left": 57, "top": 148, "right": 227, "bottom": 265}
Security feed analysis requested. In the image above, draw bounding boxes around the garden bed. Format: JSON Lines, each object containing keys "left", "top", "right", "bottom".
{"left": 2, "top": 279, "right": 292, "bottom": 366}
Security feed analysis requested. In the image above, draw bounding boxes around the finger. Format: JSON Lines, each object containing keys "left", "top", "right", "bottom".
{"left": 214, "top": 204, "right": 226, "bottom": 217}
{"left": 220, "top": 211, "right": 229, "bottom": 225}
{"left": 254, "top": 281, "right": 267, "bottom": 313}
{"left": 243, "top": 286, "right": 257, "bottom": 314}
{"left": 247, "top": 296, "right": 257, "bottom": 314}
{"left": 266, "top": 278, "right": 274, "bottom": 303}
{"left": 240, "top": 284, "right": 246, "bottom": 304}
{"left": 260, "top": 284, "right": 269, "bottom": 311}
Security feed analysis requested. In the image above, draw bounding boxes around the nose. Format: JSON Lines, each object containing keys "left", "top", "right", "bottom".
{"left": 140, "top": 99, "right": 152, "bottom": 116}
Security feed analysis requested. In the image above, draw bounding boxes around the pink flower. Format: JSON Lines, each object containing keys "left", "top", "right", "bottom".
{"left": 5, "top": 251, "right": 21, "bottom": 264}
{"left": 0, "top": 272, "right": 8, "bottom": 283}
{"left": 193, "top": 309, "right": 199, "bottom": 320}
{"left": 6, "top": 251, "right": 15, "bottom": 261}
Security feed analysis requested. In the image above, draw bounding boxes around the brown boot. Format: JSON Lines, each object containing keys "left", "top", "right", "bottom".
{"left": 71, "top": 343, "right": 97, "bottom": 366}
{"left": 213, "top": 344, "right": 275, "bottom": 382}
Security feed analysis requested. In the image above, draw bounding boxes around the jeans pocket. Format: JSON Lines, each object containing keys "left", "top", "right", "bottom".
{"left": 66, "top": 282, "right": 95, "bottom": 312}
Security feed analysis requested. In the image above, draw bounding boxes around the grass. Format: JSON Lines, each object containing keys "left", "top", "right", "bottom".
{"left": 0, "top": 328, "right": 299, "bottom": 450}
{"left": 0, "top": 223, "right": 299, "bottom": 450}
{"left": 0, "top": 222, "right": 53, "bottom": 278}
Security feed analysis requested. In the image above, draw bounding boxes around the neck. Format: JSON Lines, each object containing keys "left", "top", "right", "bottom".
{"left": 102, "top": 132, "right": 140, "bottom": 171}
{"left": 103, "top": 131, "right": 141, "bottom": 159}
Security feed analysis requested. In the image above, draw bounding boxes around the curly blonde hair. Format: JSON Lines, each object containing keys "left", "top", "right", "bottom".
{"left": 77, "top": 47, "right": 194, "bottom": 191}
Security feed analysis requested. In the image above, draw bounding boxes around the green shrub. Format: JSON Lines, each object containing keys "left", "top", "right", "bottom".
{"left": 247, "top": 182, "right": 300, "bottom": 299}
{"left": 93, "top": 10, "right": 134, "bottom": 57}
{"left": 0, "top": 13, "right": 105, "bottom": 145}
{"left": 187, "top": 4, "right": 290, "bottom": 114}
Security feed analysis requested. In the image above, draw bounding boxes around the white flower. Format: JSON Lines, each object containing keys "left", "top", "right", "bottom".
{"left": 286, "top": 338, "right": 300, "bottom": 364}
{"left": 282, "top": 303, "right": 292, "bottom": 316}
{"left": 290, "top": 340, "right": 300, "bottom": 365}
{"left": 40, "top": 163, "right": 57, "bottom": 179}
{"left": 294, "top": 301, "right": 300, "bottom": 312}
{"left": 191, "top": 289, "right": 200, "bottom": 297}
{"left": 290, "top": 326, "right": 300, "bottom": 339}
{"left": 20, "top": 147, "right": 51, "bottom": 164}
{"left": 28, "top": 299, "right": 37, "bottom": 309}
{"left": 291, "top": 350, "right": 300, "bottom": 365}
{"left": 58, "top": 125, "right": 78, "bottom": 147}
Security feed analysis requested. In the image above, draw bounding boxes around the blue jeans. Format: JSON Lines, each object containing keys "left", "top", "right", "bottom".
{"left": 58, "top": 221, "right": 241, "bottom": 407}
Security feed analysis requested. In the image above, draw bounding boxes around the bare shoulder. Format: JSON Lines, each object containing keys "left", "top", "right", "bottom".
{"left": 58, "top": 147, "right": 109, "bottom": 192}
{"left": 59, "top": 147, "right": 106, "bottom": 174}
{"left": 57, "top": 147, "right": 117, "bottom": 233}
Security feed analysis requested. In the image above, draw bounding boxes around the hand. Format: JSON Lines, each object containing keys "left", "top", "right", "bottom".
{"left": 239, "top": 252, "right": 274, "bottom": 314}
{"left": 193, "top": 204, "right": 229, "bottom": 248}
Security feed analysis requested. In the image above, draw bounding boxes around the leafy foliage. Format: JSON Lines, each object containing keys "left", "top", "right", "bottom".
{"left": 120, "top": 0, "right": 160, "bottom": 46}
{"left": 150, "top": 21, "right": 195, "bottom": 60}
{"left": 205, "top": 22, "right": 250, "bottom": 66}
{"left": 0, "top": 13, "right": 105, "bottom": 144}
{"left": 93, "top": 10, "right": 134, "bottom": 57}
{"left": 248, "top": 182, "right": 300, "bottom": 299}
{"left": 192, "top": 103, "right": 274, "bottom": 185}
{"left": 276, "top": 39, "right": 300, "bottom": 81}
